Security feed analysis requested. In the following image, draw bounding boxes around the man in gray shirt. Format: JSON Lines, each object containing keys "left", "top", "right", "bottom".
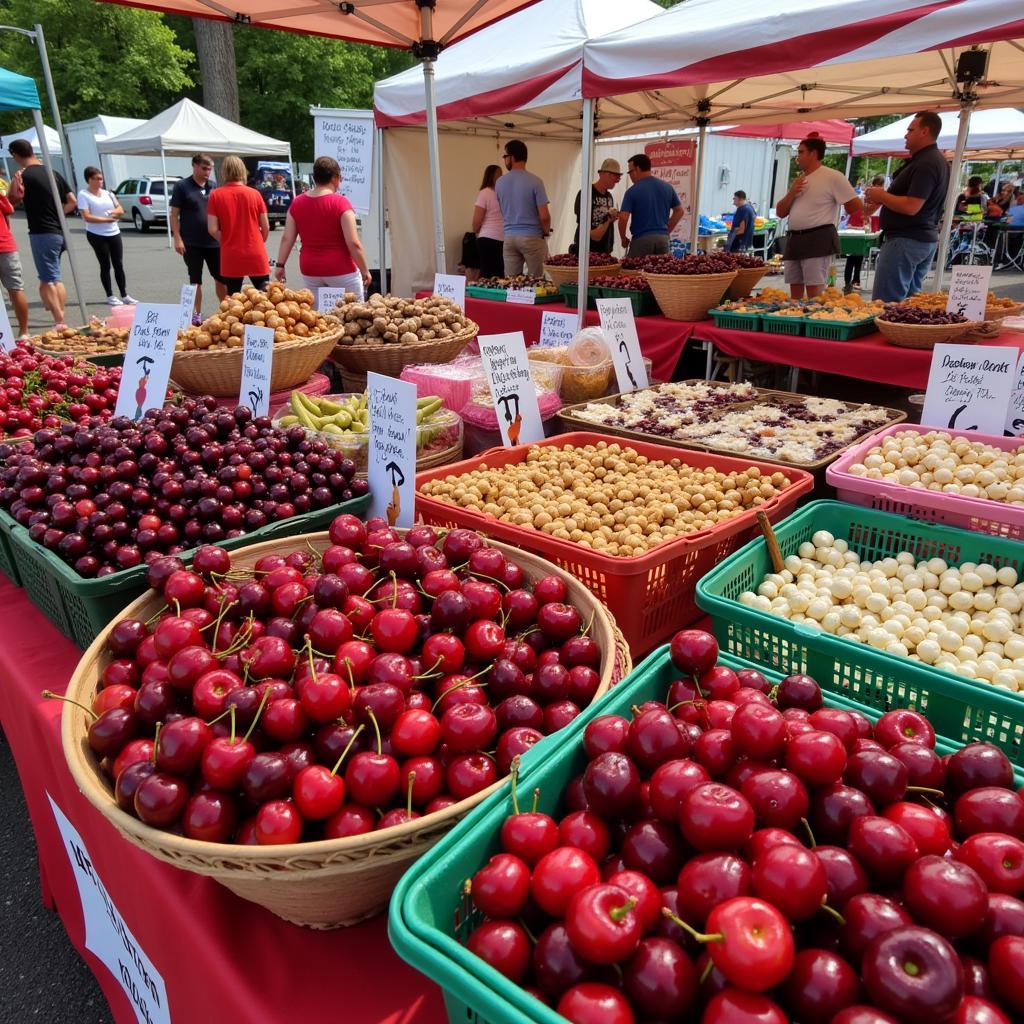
{"left": 495, "top": 139, "right": 551, "bottom": 277}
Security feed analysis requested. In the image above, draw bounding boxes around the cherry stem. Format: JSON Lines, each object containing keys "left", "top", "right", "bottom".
{"left": 906, "top": 786, "right": 946, "bottom": 797}
{"left": 413, "top": 655, "right": 445, "bottom": 681}
{"left": 432, "top": 675, "right": 489, "bottom": 712}
{"left": 242, "top": 687, "right": 271, "bottom": 744}
{"left": 801, "top": 816, "right": 817, "bottom": 848}
{"left": 144, "top": 602, "right": 169, "bottom": 626}
{"left": 41, "top": 689, "right": 97, "bottom": 720}
{"left": 228, "top": 704, "right": 236, "bottom": 745}
{"left": 330, "top": 724, "right": 365, "bottom": 776}
{"left": 531, "top": 788, "right": 540, "bottom": 815}
{"left": 367, "top": 708, "right": 383, "bottom": 756}
{"left": 661, "top": 908, "right": 722, "bottom": 945}
{"left": 152, "top": 721, "right": 161, "bottom": 765}
{"left": 699, "top": 957, "right": 714, "bottom": 986}
{"left": 820, "top": 901, "right": 846, "bottom": 927}
{"left": 509, "top": 756, "right": 522, "bottom": 816}
{"left": 517, "top": 915, "right": 539, "bottom": 945}
{"left": 582, "top": 610, "right": 594, "bottom": 638}
{"left": 172, "top": 598, "right": 181, "bottom": 617}
{"left": 406, "top": 770, "right": 416, "bottom": 816}
{"left": 667, "top": 698, "right": 705, "bottom": 715}
{"left": 609, "top": 898, "right": 637, "bottom": 923}
{"left": 306, "top": 638, "right": 317, "bottom": 683}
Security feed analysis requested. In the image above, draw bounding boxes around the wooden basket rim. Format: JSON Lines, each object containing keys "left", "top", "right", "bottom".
{"left": 331, "top": 322, "right": 478, "bottom": 355}
{"left": 172, "top": 327, "right": 345, "bottom": 362}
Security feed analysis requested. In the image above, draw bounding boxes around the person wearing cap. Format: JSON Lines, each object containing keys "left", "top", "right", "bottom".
{"left": 572, "top": 158, "right": 622, "bottom": 255}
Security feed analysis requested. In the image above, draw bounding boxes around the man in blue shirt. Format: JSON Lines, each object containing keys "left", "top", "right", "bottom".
{"left": 618, "top": 153, "right": 683, "bottom": 256}
{"left": 494, "top": 139, "right": 551, "bottom": 277}
{"left": 1008, "top": 191, "right": 1024, "bottom": 227}
{"left": 727, "top": 191, "right": 756, "bottom": 252}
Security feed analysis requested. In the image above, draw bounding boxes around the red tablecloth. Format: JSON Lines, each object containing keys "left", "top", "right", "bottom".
{"left": 692, "top": 323, "right": 1024, "bottom": 390}
{"left": 459, "top": 297, "right": 695, "bottom": 383}
{"left": 0, "top": 576, "right": 445, "bottom": 1024}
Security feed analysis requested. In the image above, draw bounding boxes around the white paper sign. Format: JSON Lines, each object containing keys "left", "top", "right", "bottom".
{"left": 506, "top": 288, "right": 536, "bottom": 305}
{"left": 946, "top": 265, "right": 994, "bottom": 323}
{"left": 114, "top": 304, "right": 179, "bottom": 420}
{"left": 921, "top": 344, "right": 1017, "bottom": 435}
{"left": 313, "top": 113, "right": 374, "bottom": 214}
{"left": 539, "top": 310, "right": 577, "bottom": 349}
{"left": 596, "top": 298, "right": 650, "bottom": 394}
{"left": 239, "top": 326, "right": 275, "bottom": 418}
{"left": 317, "top": 287, "right": 348, "bottom": 314}
{"left": 433, "top": 273, "right": 466, "bottom": 309}
{"left": 477, "top": 332, "right": 545, "bottom": 447}
{"left": 1005, "top": 351, "right": 1024, "bottom": 437}
{"left": 48, "top": 796, "right": 171, "bottom": 1024}
{"left": 0, "top": 298, "right": 14, "bottom": 352}
{"left": 178, "top": 284, "right": 197, "bottom": 333}
{"left": 367, "top": 371, "right": 416, "bottom": 528}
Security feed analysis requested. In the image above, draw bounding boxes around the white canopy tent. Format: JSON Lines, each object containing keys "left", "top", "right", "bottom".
{"left": 581, "top": 0, "right": 1024, "bottom": 289}
{"left": 97, "top": 98, "right": 293, "bottom": 246}
{"left": 1, "top": 123, "right": 62, "bottom": 153}
{"left": 853, "top": 107, "right": 1024, "bottom": 160}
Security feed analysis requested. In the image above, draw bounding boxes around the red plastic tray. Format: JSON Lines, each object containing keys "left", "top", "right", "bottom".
{"left": 415, "top": 432, "right": 813, "bottom": 655}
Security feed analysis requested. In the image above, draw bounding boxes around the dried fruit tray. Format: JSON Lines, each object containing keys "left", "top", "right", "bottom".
{"left": 3, "top": 493, "right": 370, "bottom": 648}
{"left": 827, "top": 422, "right": 1024, "bottom": 540}
{"left": 696, "top": 500, "right": 1024, "bottom": 766}
{"left": 761, "top": 313, "right": 806, "bottom": 336}
{"left": 389, "top": 645, "right": 1016, "bottom": 1024}
{"left": 415, "top": 431, "right": 813, "bottom": 655}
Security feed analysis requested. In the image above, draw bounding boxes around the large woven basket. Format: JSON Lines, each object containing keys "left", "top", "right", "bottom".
{"left": 171, "top": 329, "right": 342, "bottom": 397}
{"left": 985, "top": 301, "right": 1024, "bottom": 321}
{"left": 727, "top": 265, "right": 769, "bottom": 299}
{"left": 875, "top": 317, "right": 982, "bottom": 349}
{"left": 331, "top": 323, "right": 477, "bottom": 376}
{"left": 61, "top": 530, "right": 629, "bottom": 929}
{"left": 544, "top": 263, "right": 621, "bottom": 286}
{"left": 645, "top": 270, "right": 738, "bottom": 321}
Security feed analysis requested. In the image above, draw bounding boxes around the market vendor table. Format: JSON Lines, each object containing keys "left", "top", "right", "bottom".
{"left": 0, "top": 576, "right": 445, "bottom": 1024}
{"left": 693, "top": 323, "right": 1024, "bottom": 391}
{"left": 839, "top": 230, "right": 880, "bottom": 258}
{"left": 457, "top": 295, "right": 695, "bottom": 382}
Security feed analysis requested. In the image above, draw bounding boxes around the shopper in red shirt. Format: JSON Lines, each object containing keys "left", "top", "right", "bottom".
{"left": 206, "top": 155, "right": 270, "bottom": 293}
{"left": 273, "top": 156, "right": 371, "bottom": 299}
{"left": 0, "top": 186, "right": 30, "bottom": 339}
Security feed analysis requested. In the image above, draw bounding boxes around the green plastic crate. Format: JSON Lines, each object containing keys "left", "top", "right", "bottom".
{"left": 803, "top": 317, "right": 877, "bottom": 341}
{"left": 709, "top": 309, "right": 763, "bottom": 331}
{"left": 761, "top": 314, "right": 805, "bottom": 336}
{"left": 557, "top": 283, "right": 599, "bottom": 311}
{"left": 597, "top": 286, "right": 659, "bottom": 317}
{"left": 0, "top": 510, "right": 21, "bottom": 586}
{"left": 6, "top": 493, "right": 370, "bottom": 648}
{"left": 389, "top": 646, "right": 1021, "bottom": 1024}
{"left": 697, "top": 500, "right": 1024, "bottom": 766}
{"left": 465, "top": 286, "right": 510, "bottom": 301}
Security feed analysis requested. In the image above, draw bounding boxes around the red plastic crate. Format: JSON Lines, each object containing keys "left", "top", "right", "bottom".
{"left": 415, "top": 432, "right": 813, "bottom": 656}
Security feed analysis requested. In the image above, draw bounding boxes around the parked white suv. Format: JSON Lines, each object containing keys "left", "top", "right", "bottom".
{"left": 113, "top": 176, "right": 180, "bottom": 232}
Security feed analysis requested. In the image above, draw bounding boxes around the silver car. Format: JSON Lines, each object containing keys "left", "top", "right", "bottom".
{"left": 113, "top": 176, "right": 179, "bottom": 232}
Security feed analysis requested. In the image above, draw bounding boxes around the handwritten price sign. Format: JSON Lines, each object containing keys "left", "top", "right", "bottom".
{"left": 114, "top": 303, "right": 179, "bottom": 420}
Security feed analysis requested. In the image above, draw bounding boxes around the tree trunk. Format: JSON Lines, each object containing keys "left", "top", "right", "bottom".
{"left": 192, "top": 19, "right": 240, "bottom": 122}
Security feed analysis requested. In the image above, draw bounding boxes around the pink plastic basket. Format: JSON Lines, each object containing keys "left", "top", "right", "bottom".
{"left": 826, "top": 422, "right": 1024, "bottom": 539}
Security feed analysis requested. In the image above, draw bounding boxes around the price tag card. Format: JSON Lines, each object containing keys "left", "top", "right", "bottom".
{"left": 921, "top": 343, "right": 1016, "bottom": 435}
{"left": 239, "top": 325, "right": 275, "bottom": 418}
{"left": 596, "top": 298, "right": 649, "bottom": 394}
{"left": 178, "top": 283, "right": 197, "bottom": 333}
{"left": 114, "top": 303, "right": 179, "bottom": 420}
{"left": 478, "top": 332, "right": 545, "bottom": 447}
{"left": 317, "top": 287, "right": 348, "bottom": 314}
{"left": 433, "top": 273, "right": 466, "bottom": 309}
{"left": 1005, "top": 351, "right": 1024, "bottom": 437}
{"left": 367, "top": 371, "right": 416, "bottom": 528}
{"left": 49, "top": 797, "right": 171, "bottom": 1024}
{"left": 946, "top": 265, "right": 994, "bottom": 323}
{"left": 506, "top": 288, "right": 536, "bottom": 305}
{"left": 0, "top": 298, "right": 14, "bottom": 352}
{"left": 539, "top": 310, "right": 578, "bottom": 348}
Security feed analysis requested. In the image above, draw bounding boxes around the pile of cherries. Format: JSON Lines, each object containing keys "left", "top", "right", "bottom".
{"left": 588, "top": 276, "right": 651, "bottom": 292}
{"left": 73, "top": 521, "right": 606, "bottom": 846}
{"left": 621, "top": 253, "right": 764, "bottom": 275}
{"left": 546, "top": 253, "right": 620, "bottom": 268}
{"left": 0, "top": 342, "right": 122, "bottom": 439}
{"left": 463, "top": 629, "right": 1024, "bottom": 1024}
{"left": 0, "top": 399, "right": 365, "bottom": 577}
{"left": 880, "top": 304, "right": 969, "bottom": 326}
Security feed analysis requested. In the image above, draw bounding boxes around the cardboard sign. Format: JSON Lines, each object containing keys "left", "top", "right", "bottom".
{"left": 114, "top": 304, "right": 179, "bottom": 420}
{"left": 539, "top": 310, "right": 578, "bottom": 349}
{"left": 367, "top": 371, "right": 416, "bottom": 528}
{"left": 946, "top": 265, "right": 993, "bottom": 323}
{"left": 49, "top": 796, "right": 171, "bottom": 1024}
{"left": 312, "top": 112, "right": 374, "bottom": 214}
{"left": 317, "top": 287, "right": 348, "bottom": 314}
{"left": 506, "top": 288, "right": 536, "bottom": 305}
{"left": 921, "top": 343, "right": 1017, "bottom": 435}
{"left": 596, "top": 298, "right": 649, "bottom": 394}
{"left": 239, "top": 326, "right": 275, "bottom": 418}
{"left": 178, "top": 283, "right": 197, "bottom": 333}
{"left": 433, "top": 273, "right": 466, "bottom": 309}
{"left": 477, "top": 332, "right": 545, "bottom": 447}
{"left": 0, "top": 298, "right": 14, "bottom": 352}
{"left": 1005, "top": 350, "right": 1024, "bottom": 437}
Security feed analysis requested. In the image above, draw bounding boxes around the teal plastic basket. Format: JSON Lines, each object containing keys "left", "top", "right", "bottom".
{"left": 0, "top": 509, "right": 21, "bottom": 586}
{"left": 803, "top": 317, "right": 877, "bottom": 341}
{"left": 389, "top": 645, "right": 1021, "bottom": 1024}
{"left": 697, "top": 500, "right": 1024, "bottom": 766}
{"left": 597, "top": 286, "right": 659, "bottom": 317}
{"left": 708, "top": 309, "right": 763, "bottom": 331}
{"left": 761, "top": 314, "right": 805, "bottom": 336}
{"left": 6, "top": 493, "right": 370, "bottom": 648}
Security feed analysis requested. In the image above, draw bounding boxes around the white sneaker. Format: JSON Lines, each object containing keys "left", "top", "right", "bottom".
{"left": 122, "top": 294, "right": 138, "bottom": 304}
{"left": 107, "top": 295, "right": 123, "bottom": 306}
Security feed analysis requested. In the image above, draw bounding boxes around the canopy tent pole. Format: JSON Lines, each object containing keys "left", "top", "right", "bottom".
{"left": 32, "top": 107, "right": 87, "bottom": 324}
{"left": 576, "top": 97, "right": 596, "bottom": 331}
{"left": 690, "top": 120, "right": 708, "bottom": 254}
{"left": 376, "top": 126, "right": 387, "bottom": 292}
{"left": 844, "top": 150, "right": 852, "bottom": 181}
{"left": 884, "top": 156, "right": 892, "bottom": 185}
{"left": 994, "top": 159, "right": 1005, "bottom": 192}
{"left": 287, "top": 144, "right": 296, "bottom": 199}
{"left": 33, "top": 24, "right": 75, "bottom": 189}
{"left": 417, "top": 3, "right": 446, "bottom": 274}
{"left": 160, "top": 147, "right": 172, "bottom": 248}
{"left": 935, "top": 103, "right": 974, "bottom": 290}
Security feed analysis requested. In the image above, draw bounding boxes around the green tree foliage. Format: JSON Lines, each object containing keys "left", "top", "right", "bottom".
{"left": 0, "top": 0, "right": 192, "bottom": 134}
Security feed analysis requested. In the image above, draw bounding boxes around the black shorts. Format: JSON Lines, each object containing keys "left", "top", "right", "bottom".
{"left": 183, "top": 246, "right": 224, "bottom": 285}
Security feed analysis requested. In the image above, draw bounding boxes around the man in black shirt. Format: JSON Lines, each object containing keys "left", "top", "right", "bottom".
{"left": 864, "top": 111, "right": 949, "bottom": 302}
{"left": 7, "top": 138, "right": 76, "bottom": 329}
{"left": 572, "top": 158, "right": 622, "bottom": 255}
{"left": 170, "top": 153, "right": 226, "bottom": 322}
